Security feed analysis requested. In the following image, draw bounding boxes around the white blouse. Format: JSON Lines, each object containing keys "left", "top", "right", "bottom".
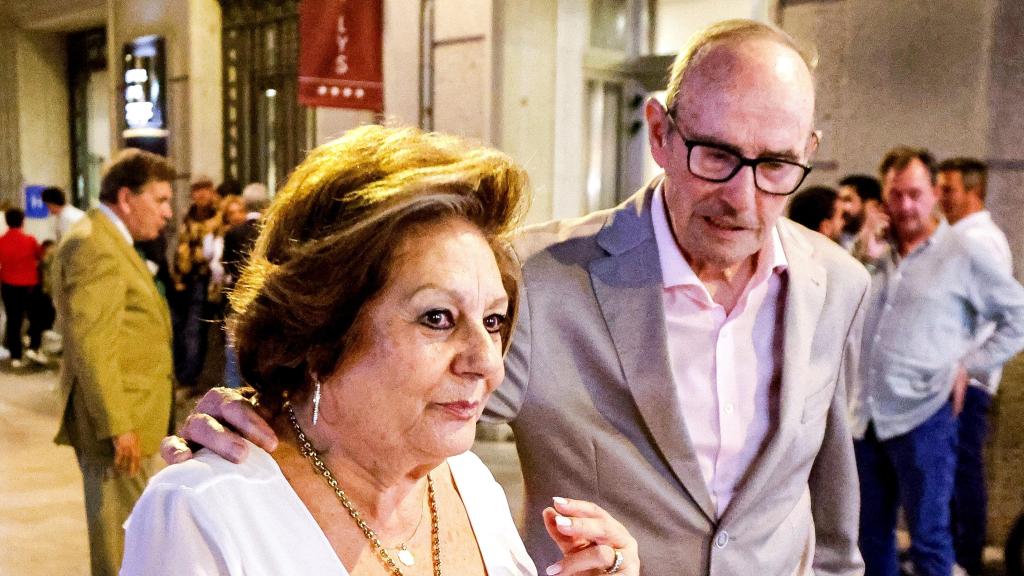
{"left": 121, "top": 443, "right": 537, "bottom": 576}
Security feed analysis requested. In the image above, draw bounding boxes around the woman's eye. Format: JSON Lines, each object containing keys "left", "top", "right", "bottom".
{"left": 422, "top": 309, "right": 455, "bottom": 329}
{"left": 483, "top": 313, "right": 507, "bottom": 334}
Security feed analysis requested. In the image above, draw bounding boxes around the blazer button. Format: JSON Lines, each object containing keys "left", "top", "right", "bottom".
{"left": 715, "top": 531, "right": 729, "bottom": 549}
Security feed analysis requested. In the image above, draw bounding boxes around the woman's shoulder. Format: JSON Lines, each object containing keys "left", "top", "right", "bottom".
{"left": 146, "top": 440, "right": 282, "bottom": 496}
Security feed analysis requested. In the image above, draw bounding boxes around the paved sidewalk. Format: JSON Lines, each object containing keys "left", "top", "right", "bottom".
{"left": 0, "top": 362, "right": 89, "bottom": 576}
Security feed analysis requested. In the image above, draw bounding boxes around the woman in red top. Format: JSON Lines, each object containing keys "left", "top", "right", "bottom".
{"left": 0, "top": 208, "right": 45, "bottom": 367}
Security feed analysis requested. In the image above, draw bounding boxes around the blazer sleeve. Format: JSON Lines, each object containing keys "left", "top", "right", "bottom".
{"left": 59, "top": 235, "right": 133, "bottom": 440}
{"left": 808, "top": 281, "right": 868, "bottom": 576}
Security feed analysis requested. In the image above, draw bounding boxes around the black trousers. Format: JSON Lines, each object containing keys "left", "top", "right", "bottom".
{"left": 1, "top": 283, "right": 43, "bottom": 359}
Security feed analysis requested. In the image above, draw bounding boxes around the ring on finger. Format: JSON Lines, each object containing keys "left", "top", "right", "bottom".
{"left": 604, "top": 549, "right": 624, "bottom": 574}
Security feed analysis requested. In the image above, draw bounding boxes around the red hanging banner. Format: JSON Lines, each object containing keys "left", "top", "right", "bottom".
{"left": 298, "top": 0, "right": 383, "bottom": 111}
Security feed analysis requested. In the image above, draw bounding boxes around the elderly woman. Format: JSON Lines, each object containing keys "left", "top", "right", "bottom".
{"left": 122, "top": 126, "right": 637, "bottom": 576}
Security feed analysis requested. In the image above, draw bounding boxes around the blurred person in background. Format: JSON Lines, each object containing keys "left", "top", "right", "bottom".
{"left": 54, "top": 148, "right": 176, "bottom": 576}
{"left": 937, "top": 157, "right": 1013, "bottom": 576}
{"left": 204, "top": 194, "right": 247, "bottom": 306}
{"left": 221, "top": 183, "right": 269, "bottom": 388}
{"left": 837, "top": 174, "right": 883, "bottom": 252}
{"left": 0, "top": 208, "right": 46, "bottom": 367}
{"left": 42, "top": 186, "right": 86, "bottom": 242}
{"left": 788, "top": 185, "right": 845, "bottom": 242}
{"left": 170, "top": 177, "right": 220, "bottom": 393}
{"left": 216, "top": 178, "right": 242, "bottom": 200}
{"left": 121, "top": 125, "right": 639, "bottom": 576}
{"left": 33, "top": 239, "right": 58, "bottom": 345}
{"left": 851, "top": 147, "right": 1024, "bottom": 576}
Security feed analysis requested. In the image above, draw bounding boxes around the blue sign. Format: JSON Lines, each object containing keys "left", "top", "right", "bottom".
{"left": 24, "top": 185, "right": 49, "bottom": 219}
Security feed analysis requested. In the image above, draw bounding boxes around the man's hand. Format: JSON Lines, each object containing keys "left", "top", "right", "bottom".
{"left": 857, "top": 204, "right": 890, "bottom": 261}
{"left": 951, "top": 364, "right": 969, "bottom": 417}
{"left": 113, "top": 431, "right": 142, "bottom": 477}
{"left": 160, "top": 387, "right": 279, "bottom": 465}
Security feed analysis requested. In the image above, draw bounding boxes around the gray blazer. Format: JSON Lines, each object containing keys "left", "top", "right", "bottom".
{"left": 486, "top": 182, "right": 869, "bottom": 576}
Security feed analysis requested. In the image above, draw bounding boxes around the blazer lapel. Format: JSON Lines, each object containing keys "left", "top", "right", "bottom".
{"left": 91, "top": 210, "right": 162, "bottom": 301}
{"left": 720, "top": 220, "right": 827, "bottom": 523}
{"left": 588, "top": 182, "right": 716, "bottom": 522}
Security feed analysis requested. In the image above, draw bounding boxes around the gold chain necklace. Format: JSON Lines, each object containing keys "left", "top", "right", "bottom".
{"left": 286, "top": 404, "right": 441, "bottom": 576}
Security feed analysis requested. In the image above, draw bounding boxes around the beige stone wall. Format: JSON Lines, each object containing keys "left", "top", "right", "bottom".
{"left": 989, "top": 356, "right": 1024, "bottom": 545}
{"left": 16, "top": 32, "right": 70, "bottom": 192}
{"left": 382, "top": 0, "right": 421, "bottom": 126}
{"left": 185, "top": 0, "right": 222, "bottom": 184}
{"left": 0, "top": 23, "right": 24, "bottom": 207}
{"left": 494, "top": 0, "right": 557, "bottom": 224}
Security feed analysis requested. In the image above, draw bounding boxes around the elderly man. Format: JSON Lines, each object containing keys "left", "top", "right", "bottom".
{"left": 54, "top": 149, "right": 175, "bottom": 576}
{"left": 851, "top": 148, "right": 1024, "bottom": 576}
{"left": 936, "top": 157, "right": 1014, "bottom": 576}
{"left": 168, "top": 20, "right": 868, "bottom": 576}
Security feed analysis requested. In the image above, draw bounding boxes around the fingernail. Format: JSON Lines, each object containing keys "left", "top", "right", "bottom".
{"left": 552, "top": 496, "right": 568, "bottom": 506}
{"left": 546, "top": 562, "right": 563, "bottom": 575}
{"left": 555, "top": 515, "right": 572, "bottom": 528}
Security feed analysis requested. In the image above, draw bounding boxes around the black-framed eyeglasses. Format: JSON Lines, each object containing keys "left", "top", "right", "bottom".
{"left": 663, "top": 111, "right": 813, "bottom": 196}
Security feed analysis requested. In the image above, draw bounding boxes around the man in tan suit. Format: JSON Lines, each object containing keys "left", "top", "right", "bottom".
{"left": 167, "top": 20, "right": 868, "bottom": 576}
{"left": 54, "top": 148, "right": 175, "bottom": 576}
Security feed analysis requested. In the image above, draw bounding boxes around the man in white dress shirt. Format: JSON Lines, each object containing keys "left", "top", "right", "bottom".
{"left": 936, "top": 157, "right": 1013, "bottom": 576}
{"left": 42, "top": 186, "right": 86, "bottom": 241}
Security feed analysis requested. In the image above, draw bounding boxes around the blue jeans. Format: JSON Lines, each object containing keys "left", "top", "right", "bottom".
{"left": 952, "top": 386, "right": 992, "bottom": 575}
{"left": 855, "top": 403, "right": 958, "bottom": 576}
{"left": 223, "top": 342, "right": 242, "bottom": 389}
{"left": 171, "top": 278, "right": 210, "bottom": 387}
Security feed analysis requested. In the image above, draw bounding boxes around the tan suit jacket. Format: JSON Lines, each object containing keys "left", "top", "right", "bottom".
{"left": 486, "top": 182, "right": 869, "bottom": 576}
{"left": 54, "top": 208, "right": 173, "bottom": 457}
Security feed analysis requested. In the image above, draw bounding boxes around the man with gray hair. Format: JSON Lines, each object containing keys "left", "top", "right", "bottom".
{"left": 167, "top": 20, "right": 867, "bottom": 576}
{"left": 936, "top": 157, "right": 1013, "bottom": 576}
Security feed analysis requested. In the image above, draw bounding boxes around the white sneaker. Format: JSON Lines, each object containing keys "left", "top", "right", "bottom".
{"left": 10, "top": 359, "right": 25, "bottom": 369}
{"left": 42, "top": 331, "right": 62, "bottom": 355}
{"left": 24, "top": 349, "right": 48, "bottom": 365}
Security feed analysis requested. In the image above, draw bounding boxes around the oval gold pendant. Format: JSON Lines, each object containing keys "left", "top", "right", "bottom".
{"left": 397, "top": 547, "right": 415, "bottom": 567}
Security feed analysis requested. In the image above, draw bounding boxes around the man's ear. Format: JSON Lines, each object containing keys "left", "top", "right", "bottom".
{"left": 806, "top": 130, "right": 822, "bottom": 160}
{"left": 645, "top": 98, "right": 671, "bottom": 169}
{"left": 115, "top": 186, "right": 134, "bottom": 214}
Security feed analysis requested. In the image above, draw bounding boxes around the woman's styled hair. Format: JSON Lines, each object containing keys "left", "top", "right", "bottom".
{"left": 229, "top": 125, "right": 528, "bottom": 410}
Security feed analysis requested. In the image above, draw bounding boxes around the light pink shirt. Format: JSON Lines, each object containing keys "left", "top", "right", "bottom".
{"left": 651, "top": 186, "right": 787, "bottom": 517}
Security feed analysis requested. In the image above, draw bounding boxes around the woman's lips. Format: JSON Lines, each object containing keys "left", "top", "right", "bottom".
{"left": 436, "top": 400, "right": 480, "bottom": 420}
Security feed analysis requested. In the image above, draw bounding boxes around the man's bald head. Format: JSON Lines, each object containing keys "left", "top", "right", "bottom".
{"left": 645, "top": 19, "right": 819, "bottom": 277}
{"left": 665, "top": 19, "right": 816, "bottom": 113}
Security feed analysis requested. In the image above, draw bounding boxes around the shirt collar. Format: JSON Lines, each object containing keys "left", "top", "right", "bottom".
{"left": 651, "top": 182, "right": 787, "bottom": 290}
{"left": 97, "top": 204, "right": 134, "bottom": 245}
{"left": 888, "top": 218, "right": 950, "bottom": 265}
{"left": 950, "top": 210, "right": 990, "bottom": 231}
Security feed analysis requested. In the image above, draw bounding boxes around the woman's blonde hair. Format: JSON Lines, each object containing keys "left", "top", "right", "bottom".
{"left": 229, "top": 125, "right": 528, "bottom": 409}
